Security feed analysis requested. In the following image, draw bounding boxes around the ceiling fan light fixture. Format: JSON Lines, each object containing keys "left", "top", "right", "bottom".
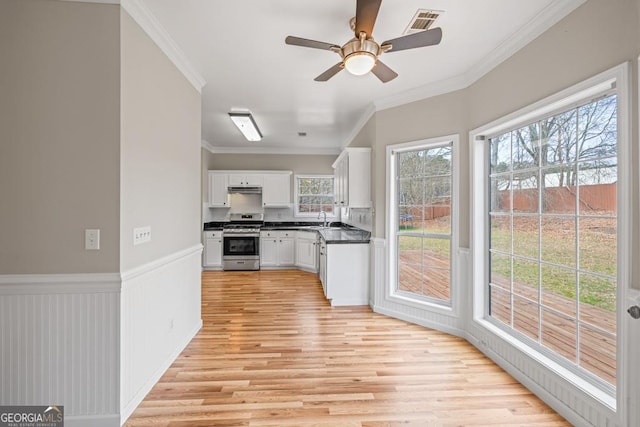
{"left": 344, "top": 51, "right": 376, "bottom": 76}
{"left": 228, "top": 111, "right": 262, "bottom": 141}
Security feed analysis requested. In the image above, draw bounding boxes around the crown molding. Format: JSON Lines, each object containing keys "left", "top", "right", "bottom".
{"left": 121, "top": 0, "right": 206, "bottom": 93}
{"left": 372, "top": 0, "right": 586, "bottom": 112}
{"left": 341, "top": 103, "right": 377, "bottom": 148}
{"left": 374, "top": 73, "right": 471, "bottom": 112}
{"left": 201, "top": 140, "right": 341, "bottom": 156}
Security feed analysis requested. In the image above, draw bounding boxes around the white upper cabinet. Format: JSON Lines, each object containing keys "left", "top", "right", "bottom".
{"left": 262, "top": 172, "right": 291, "bottom": 207}
{"left": 332, "top": 147, "right": 371, "bottom": 208}
{"left": 228, "top": 173, "right": 263, "bottom": 186}
{"left": 208, "top": 172, "right": 229, "bottom": 207}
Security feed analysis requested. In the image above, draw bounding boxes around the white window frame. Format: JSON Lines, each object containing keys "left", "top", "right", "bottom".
{"left": 387, "top": 135, "right": 460, "bottom": 316}
{"left": 470, "top": 63, "right": 630, "bottom": 418}
{"left": 294, "top": 174, "right": 336, "bottom": 218}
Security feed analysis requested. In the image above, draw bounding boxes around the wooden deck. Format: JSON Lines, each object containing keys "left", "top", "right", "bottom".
{"left": 124, "top": 270, "right": 570, "bottom": 427}
{"left": 399, "top": 249, "right": 616, "bottom": 385}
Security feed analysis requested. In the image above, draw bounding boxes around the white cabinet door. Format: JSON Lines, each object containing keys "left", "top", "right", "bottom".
{"left": 333, "top": 155, "right": 348, "bottom": 208}
{"left": 228, "top": 173, "right": 263, "bottom": 186}
{"left": 260, "top": 233, "right": 278, "bottom": 267}
{"left": 318, "top": 239, "right": 327, "bottom": 295}
{"left": 208, "top": 173, "right": 228, "bottom": 207}
{"left": 262, "top": 173, "right": 291, "bottom": 207}
{"left": 345, "top": 148, "right": 371, "bottom": 208}
{"left": 278, "top": 237, "right": 295, "bottom": 266}
{"left": 332, "top": 148, "right": 371, "bottom": 209}
{"left": 324, "top": 242, "right": 369, "bottom": 306}
{"left": 295, "top": 231, "right": 318, "bottom": 272}
{"left": 203, "top": 231, "right": 223, "bottom": 267}
{"left": 244, "top": 174, "right": 263, "bottom": 186}
{"left": 261, "top": 230, "right": 295, "bottom": 267}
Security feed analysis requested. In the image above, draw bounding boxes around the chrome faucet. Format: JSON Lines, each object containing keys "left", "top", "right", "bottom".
{"left": 318, "top": 210, "right": 328, "bottom": 227}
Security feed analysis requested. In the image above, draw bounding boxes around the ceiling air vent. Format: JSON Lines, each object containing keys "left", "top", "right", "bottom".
{"left": 404, "top": 9, "right": 443, "bottom": 35}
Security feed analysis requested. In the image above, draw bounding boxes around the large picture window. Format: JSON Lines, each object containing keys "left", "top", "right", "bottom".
{"left": 486, "top": 91, "right": 621, "bottom": 388}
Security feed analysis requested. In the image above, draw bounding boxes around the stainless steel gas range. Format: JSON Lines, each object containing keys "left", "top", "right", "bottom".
{"left": 222, "top": 213, "right": 263, "bottom": 271}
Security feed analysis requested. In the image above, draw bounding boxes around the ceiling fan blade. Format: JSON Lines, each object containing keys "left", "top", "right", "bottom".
{"left": 285, "top": 36, "right": 340, "bottom": 51}
{"left": 371, "top": 60, "right": 398, "bottom": 83}
{"left": 314, "top": 63, "right": 344, "bottom": 82}
{"left": 382, "top": 27, "right": 443, "bottom": 53}
{"left": 355, "top": 0, "right": 382, "bottom": 37}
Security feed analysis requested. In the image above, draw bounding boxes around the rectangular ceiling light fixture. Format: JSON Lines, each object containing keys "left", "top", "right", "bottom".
{"left": 229, "top": 111, "right": 262, "bottom": 141}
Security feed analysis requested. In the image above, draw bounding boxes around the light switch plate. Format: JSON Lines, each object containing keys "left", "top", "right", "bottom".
{"left": 133, "top": 226, "right": 151, "bottom": 245}
{"left": 85, "top": 229, "right": 100, "bottom": 250}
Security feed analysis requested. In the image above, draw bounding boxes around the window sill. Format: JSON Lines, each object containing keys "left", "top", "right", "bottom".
{"left": 388, "top": 289, "right": 456, "bottom": 317}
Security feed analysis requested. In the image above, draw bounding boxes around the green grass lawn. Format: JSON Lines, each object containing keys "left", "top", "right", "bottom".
{"left": 398, "top": 218, "right": 617, "bottom": 312}
{"left": 489, "top": 220, "right": 617, "bottom": 312}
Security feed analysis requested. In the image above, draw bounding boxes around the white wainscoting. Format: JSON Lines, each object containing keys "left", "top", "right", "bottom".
{"left": 120, "top": 245, "right": 203, "bottom": 422}
{"left": 0, "top": 274, "right": 121, "bottom": 427}
{"left": 0, "top": 245, "right": 203, "bottom": 427}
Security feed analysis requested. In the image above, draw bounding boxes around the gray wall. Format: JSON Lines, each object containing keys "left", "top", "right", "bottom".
{"left": 365, "top": 90, "right": 468, "bottom": 243}
{"left": 120, "top": 10, "right": 202, "bottom": 271}
{"left": 0, "top": 0, "right": 121, "bottom": 274}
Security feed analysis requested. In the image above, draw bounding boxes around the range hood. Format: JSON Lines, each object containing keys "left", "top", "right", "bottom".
{"left": 227, "top": 186, "right": 262, "bottom": 194}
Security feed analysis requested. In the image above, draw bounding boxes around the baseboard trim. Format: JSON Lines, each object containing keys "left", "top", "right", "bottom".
{"left": 120, "top": 319, "right": 203, "bottom": 423}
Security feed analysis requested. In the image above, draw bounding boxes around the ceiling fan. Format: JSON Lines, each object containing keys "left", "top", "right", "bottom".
{"left": 285, "top": 0, "right": 442, "bottom": 83}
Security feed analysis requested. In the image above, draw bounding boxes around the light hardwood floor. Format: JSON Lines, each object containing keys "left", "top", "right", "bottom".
{"left": 124, "top": 270, "right": 570, "bottom": 427}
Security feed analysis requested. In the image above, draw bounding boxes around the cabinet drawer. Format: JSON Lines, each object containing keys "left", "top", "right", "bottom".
{"left": 204, "top": 230, "right": 222, "bottom": 239}
{"left": 261, "top": 230, "right": 294, "bottom": 238}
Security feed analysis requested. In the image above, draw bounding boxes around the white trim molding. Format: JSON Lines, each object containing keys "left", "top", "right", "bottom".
{"left": 121, "top": 0, "right": 206, "bottom": 93}
{"left": 0, "top": 273, "right": 121, "bottom": 294}
{"left": 120, "top": 244, "right": 203, "bottom": 282}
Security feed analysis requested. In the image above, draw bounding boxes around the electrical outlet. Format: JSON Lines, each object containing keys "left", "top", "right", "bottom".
{"left": 85, "top": 229, "right": 100, "bottom": 250}
{"left": 133, "top": 226, "right": 151, "bottom": 245}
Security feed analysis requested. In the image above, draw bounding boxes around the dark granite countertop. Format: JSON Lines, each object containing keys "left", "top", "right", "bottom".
{"left": 203, "top": 221, "right": 370, "bottom": 244}
{"left": 317, "top": 228, "right": 370, "bottom": 244}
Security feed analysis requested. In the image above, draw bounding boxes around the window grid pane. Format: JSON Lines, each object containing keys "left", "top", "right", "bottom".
{"left": 487, "top": 94, "right": 618, "bottom": 386}
{"left": 396, "top": 144, "right": 452, "bottom": 305}
{"left": 296, "top": 176, "right": 335, "bottom": 215}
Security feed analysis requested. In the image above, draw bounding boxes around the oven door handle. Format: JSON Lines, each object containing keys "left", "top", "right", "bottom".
{"left": 223, "top": 233, "right": 260, "bottom": 238}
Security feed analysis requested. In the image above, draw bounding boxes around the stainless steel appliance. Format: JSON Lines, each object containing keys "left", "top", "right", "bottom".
{"left": 222, "top": 213, "right": 263, "bottom": 271}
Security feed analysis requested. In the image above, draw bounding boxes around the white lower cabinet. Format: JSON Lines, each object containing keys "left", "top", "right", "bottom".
{"left": 260, "top": 230, "right": 295, "bottom": 267}
{"left": 321, "top": 240, "right": 369, "bottom": 306}
{"left": 203, "top": 230, "right": 223, "bottom": 269}
{"left": 295, "top": 231, "right": 318, "bottom": 272}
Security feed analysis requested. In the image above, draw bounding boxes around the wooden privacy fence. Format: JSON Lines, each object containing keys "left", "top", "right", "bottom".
{"left": 399, "top": 183, "right": 616, "bottom": 227}
{"left": 499, "top": 182, "right": 616, "bottom": 213}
